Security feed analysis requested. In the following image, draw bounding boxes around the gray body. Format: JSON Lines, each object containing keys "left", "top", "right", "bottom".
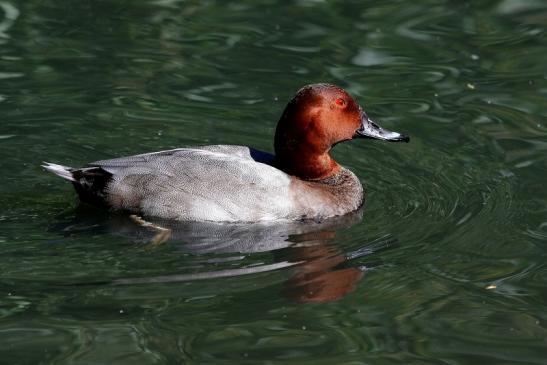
{"left": 43, "top": 145, "right": 364, "bottom": 222}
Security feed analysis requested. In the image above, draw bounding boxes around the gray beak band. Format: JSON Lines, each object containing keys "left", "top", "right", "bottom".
{"left": 354, "top": 109, "right": 409, "bottom": 142}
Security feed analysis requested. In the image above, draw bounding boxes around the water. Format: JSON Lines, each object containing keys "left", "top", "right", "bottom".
{"left": 1, "top": 0, "right": 547, "bottom": 363}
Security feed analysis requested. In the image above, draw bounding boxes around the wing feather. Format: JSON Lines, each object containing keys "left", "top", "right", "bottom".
{"left": 93, "top": 145, "right": 293, "bottom": 221}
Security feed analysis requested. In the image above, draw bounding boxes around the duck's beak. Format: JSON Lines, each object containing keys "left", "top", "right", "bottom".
{"left": 354, "top": 108, "right": 409, "bottom": 142}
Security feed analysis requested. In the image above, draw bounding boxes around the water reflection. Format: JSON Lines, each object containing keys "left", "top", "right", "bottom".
{"left": 53, "top": 207, "right": 388, "bottom": 303}
{"left": 0, "top": 1, "right": 19, "bottom": 41}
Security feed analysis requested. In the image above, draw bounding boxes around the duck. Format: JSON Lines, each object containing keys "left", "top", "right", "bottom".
{"left": 43, "top": 83, "right": 409, "bottom": 222}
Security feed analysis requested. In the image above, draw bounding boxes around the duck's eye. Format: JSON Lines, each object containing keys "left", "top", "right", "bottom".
{"left": 335, "top": 98, "right": 346, "bottom": 107}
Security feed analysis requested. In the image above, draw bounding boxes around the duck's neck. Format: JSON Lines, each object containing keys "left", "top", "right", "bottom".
{"left": 275, "top": 146, "right": 341, "bottom": 181}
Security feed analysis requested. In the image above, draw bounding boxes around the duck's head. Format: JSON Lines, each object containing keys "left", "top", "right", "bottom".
{"left": 274, "top": 83, "right": 409, "bottom": 180}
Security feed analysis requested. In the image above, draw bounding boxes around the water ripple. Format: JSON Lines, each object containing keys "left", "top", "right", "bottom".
{"left": 0, "top": 1, "right": 18, "bottom": 40}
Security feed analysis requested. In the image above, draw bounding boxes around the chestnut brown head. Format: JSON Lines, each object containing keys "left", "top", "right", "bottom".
{"left": 274, "top": 84, "right": 408, "bottom": 180}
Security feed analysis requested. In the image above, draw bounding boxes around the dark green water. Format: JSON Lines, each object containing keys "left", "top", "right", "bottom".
{"left": 1, "top": 0, "right": 547, "bottom": 363}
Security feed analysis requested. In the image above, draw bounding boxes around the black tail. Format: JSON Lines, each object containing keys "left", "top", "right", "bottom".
{"left": 43, "top": 162, "right": 113, "bottom": 207}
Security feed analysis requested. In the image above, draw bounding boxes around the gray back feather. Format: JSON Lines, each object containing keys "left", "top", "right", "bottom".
{"left": 90, "top": 145, "right": 294, "bottom": 221}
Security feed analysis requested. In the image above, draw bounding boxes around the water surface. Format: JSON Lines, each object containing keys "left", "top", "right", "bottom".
{"left": 1, "top": 0, "right": 547, "bottom": 364}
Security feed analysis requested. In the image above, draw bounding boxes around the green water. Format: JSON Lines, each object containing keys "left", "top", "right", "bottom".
{"left": 1, "top": 0, "right": 547, "bottom": 363}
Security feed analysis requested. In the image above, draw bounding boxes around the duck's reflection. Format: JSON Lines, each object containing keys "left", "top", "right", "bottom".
{"left": 54, "top": 206, "right": 388, "bottom": 303}
{"left": 279, "top": 243, "right": 365, "bottom": 303}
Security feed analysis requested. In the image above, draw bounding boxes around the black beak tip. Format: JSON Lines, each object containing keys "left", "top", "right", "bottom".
{"left": 398, "top": 134, "right": 410, "bottom": 143}
{"left": 388, "top": 133, "right": 410, "bottom": 143}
